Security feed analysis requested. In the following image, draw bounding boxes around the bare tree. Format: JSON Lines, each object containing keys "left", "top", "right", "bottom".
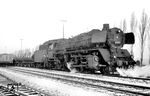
{"left": 23, "top": 49, "right": 32, "bottom": 57}
{"left": 138, "top": 10, "right": 149, "bottom": 65}
{"left": 130, "top": 12, "right": 137, "bottom": 57}
{"left": 147, "top": 20, "right": 150, "bottom": 64}
{"left": 35, "top": 45, "right": 40, "bottom": 51}
{"left": 120, "top": 19, "right": 127, "bottom": 32}
{"left": 123, "top": 19, "right": 127, "bottom": 32}
{"left": 14, "top": 49, "right": 32, "bottom": 58}
{"left": 14, "top": 50, "right": 22, "bottom": 57}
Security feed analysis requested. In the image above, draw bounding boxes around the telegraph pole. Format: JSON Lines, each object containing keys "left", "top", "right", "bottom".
{"left": 20, "top": 39, "right": 23, "bottom": 57}
{"left": 60, "top": 20, "right": 67, "bottom": 39}
{"left": 20, "top": 39, "right": 23, "bottom": 51}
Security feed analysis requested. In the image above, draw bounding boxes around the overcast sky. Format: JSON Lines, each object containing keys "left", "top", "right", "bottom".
{"left": 0, "top": 0, "right": 150, "bottom": 54}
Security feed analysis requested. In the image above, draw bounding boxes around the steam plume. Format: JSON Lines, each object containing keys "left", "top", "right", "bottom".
{"left": 117, "top": 65, "right": 150, "bottom": 78}
{"left": 67, "top": 62, "right": 78, "bottom": 73}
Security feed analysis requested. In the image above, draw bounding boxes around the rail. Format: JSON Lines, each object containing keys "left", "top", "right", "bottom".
{"left": 11, "top": 68, "right": 150, "bottom": 96}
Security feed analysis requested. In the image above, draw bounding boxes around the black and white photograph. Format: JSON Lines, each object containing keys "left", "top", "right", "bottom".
{"left": 0, "top": 0, "right": 150, "bottom": 96}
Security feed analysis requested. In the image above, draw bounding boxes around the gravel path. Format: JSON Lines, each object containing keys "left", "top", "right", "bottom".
{"left": 0, "top": 67, "right": 113, "bottom": 96}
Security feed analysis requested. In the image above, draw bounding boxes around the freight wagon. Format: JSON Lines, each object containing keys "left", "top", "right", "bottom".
{"left": 0, "top": 54, "right": 15, "bottom": 66}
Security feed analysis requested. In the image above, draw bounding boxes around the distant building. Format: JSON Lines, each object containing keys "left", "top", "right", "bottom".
{"left": 0, "top": 53, "right": 15, "bottom": 63}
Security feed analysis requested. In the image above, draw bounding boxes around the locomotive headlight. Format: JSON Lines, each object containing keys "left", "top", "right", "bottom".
{"left": 114, "top": 56, "right": 116, "bottom": 58}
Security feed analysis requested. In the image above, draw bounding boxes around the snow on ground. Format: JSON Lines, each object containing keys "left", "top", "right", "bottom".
{"left": 117, "top": 65, "right": 150, "bottom": 78}
{"left": 0, "top": 75, "right": 7, "bottom": 82}
{"left": 15, "top": 67, "right": 150, "bottom": 87}
{"left": 0, "top": 67, "right": 113, "bottom": 96}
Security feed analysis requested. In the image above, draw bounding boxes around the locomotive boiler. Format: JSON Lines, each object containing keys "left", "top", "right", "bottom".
{"left": 33, "top": 24, "right": 136, "bottom": 74}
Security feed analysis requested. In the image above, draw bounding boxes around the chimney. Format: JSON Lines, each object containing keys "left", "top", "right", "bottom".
{"left": 102, "top": 24, "right": 109, "bottom": 31}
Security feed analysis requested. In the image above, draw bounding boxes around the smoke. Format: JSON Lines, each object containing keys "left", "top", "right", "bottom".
{"left": 66, "top": 62, "right": 78, "bottom": 73}
{"left": 116, "top": 65, "right": 150, "bottom": 78}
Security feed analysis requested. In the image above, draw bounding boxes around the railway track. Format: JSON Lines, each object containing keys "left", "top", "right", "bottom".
{"left": 100, "top": 74, "right": 150, "bottom": 87}
{"left": 0, "top": 74, "right": 47, "bottom": 96}
{"left": 105, "top": 74, "right": 150, "bottom": 80}
{"left": 0, "top": 84, "right": 43, "bottom": 96}
{"left": 14, "top": 67, "right": 150, "bottom": 87}
{"left": 11, "top": 68, "right": 150, "bottom": 96}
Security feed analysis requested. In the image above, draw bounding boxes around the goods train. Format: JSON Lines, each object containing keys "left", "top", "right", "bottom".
{"left": 12, "top": 24, "right": 136, "bottom": 74}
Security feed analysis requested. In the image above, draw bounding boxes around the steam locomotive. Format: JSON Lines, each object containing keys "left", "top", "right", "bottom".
{"left": 13, "top": 24, "right": 136, "bottom": 74}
